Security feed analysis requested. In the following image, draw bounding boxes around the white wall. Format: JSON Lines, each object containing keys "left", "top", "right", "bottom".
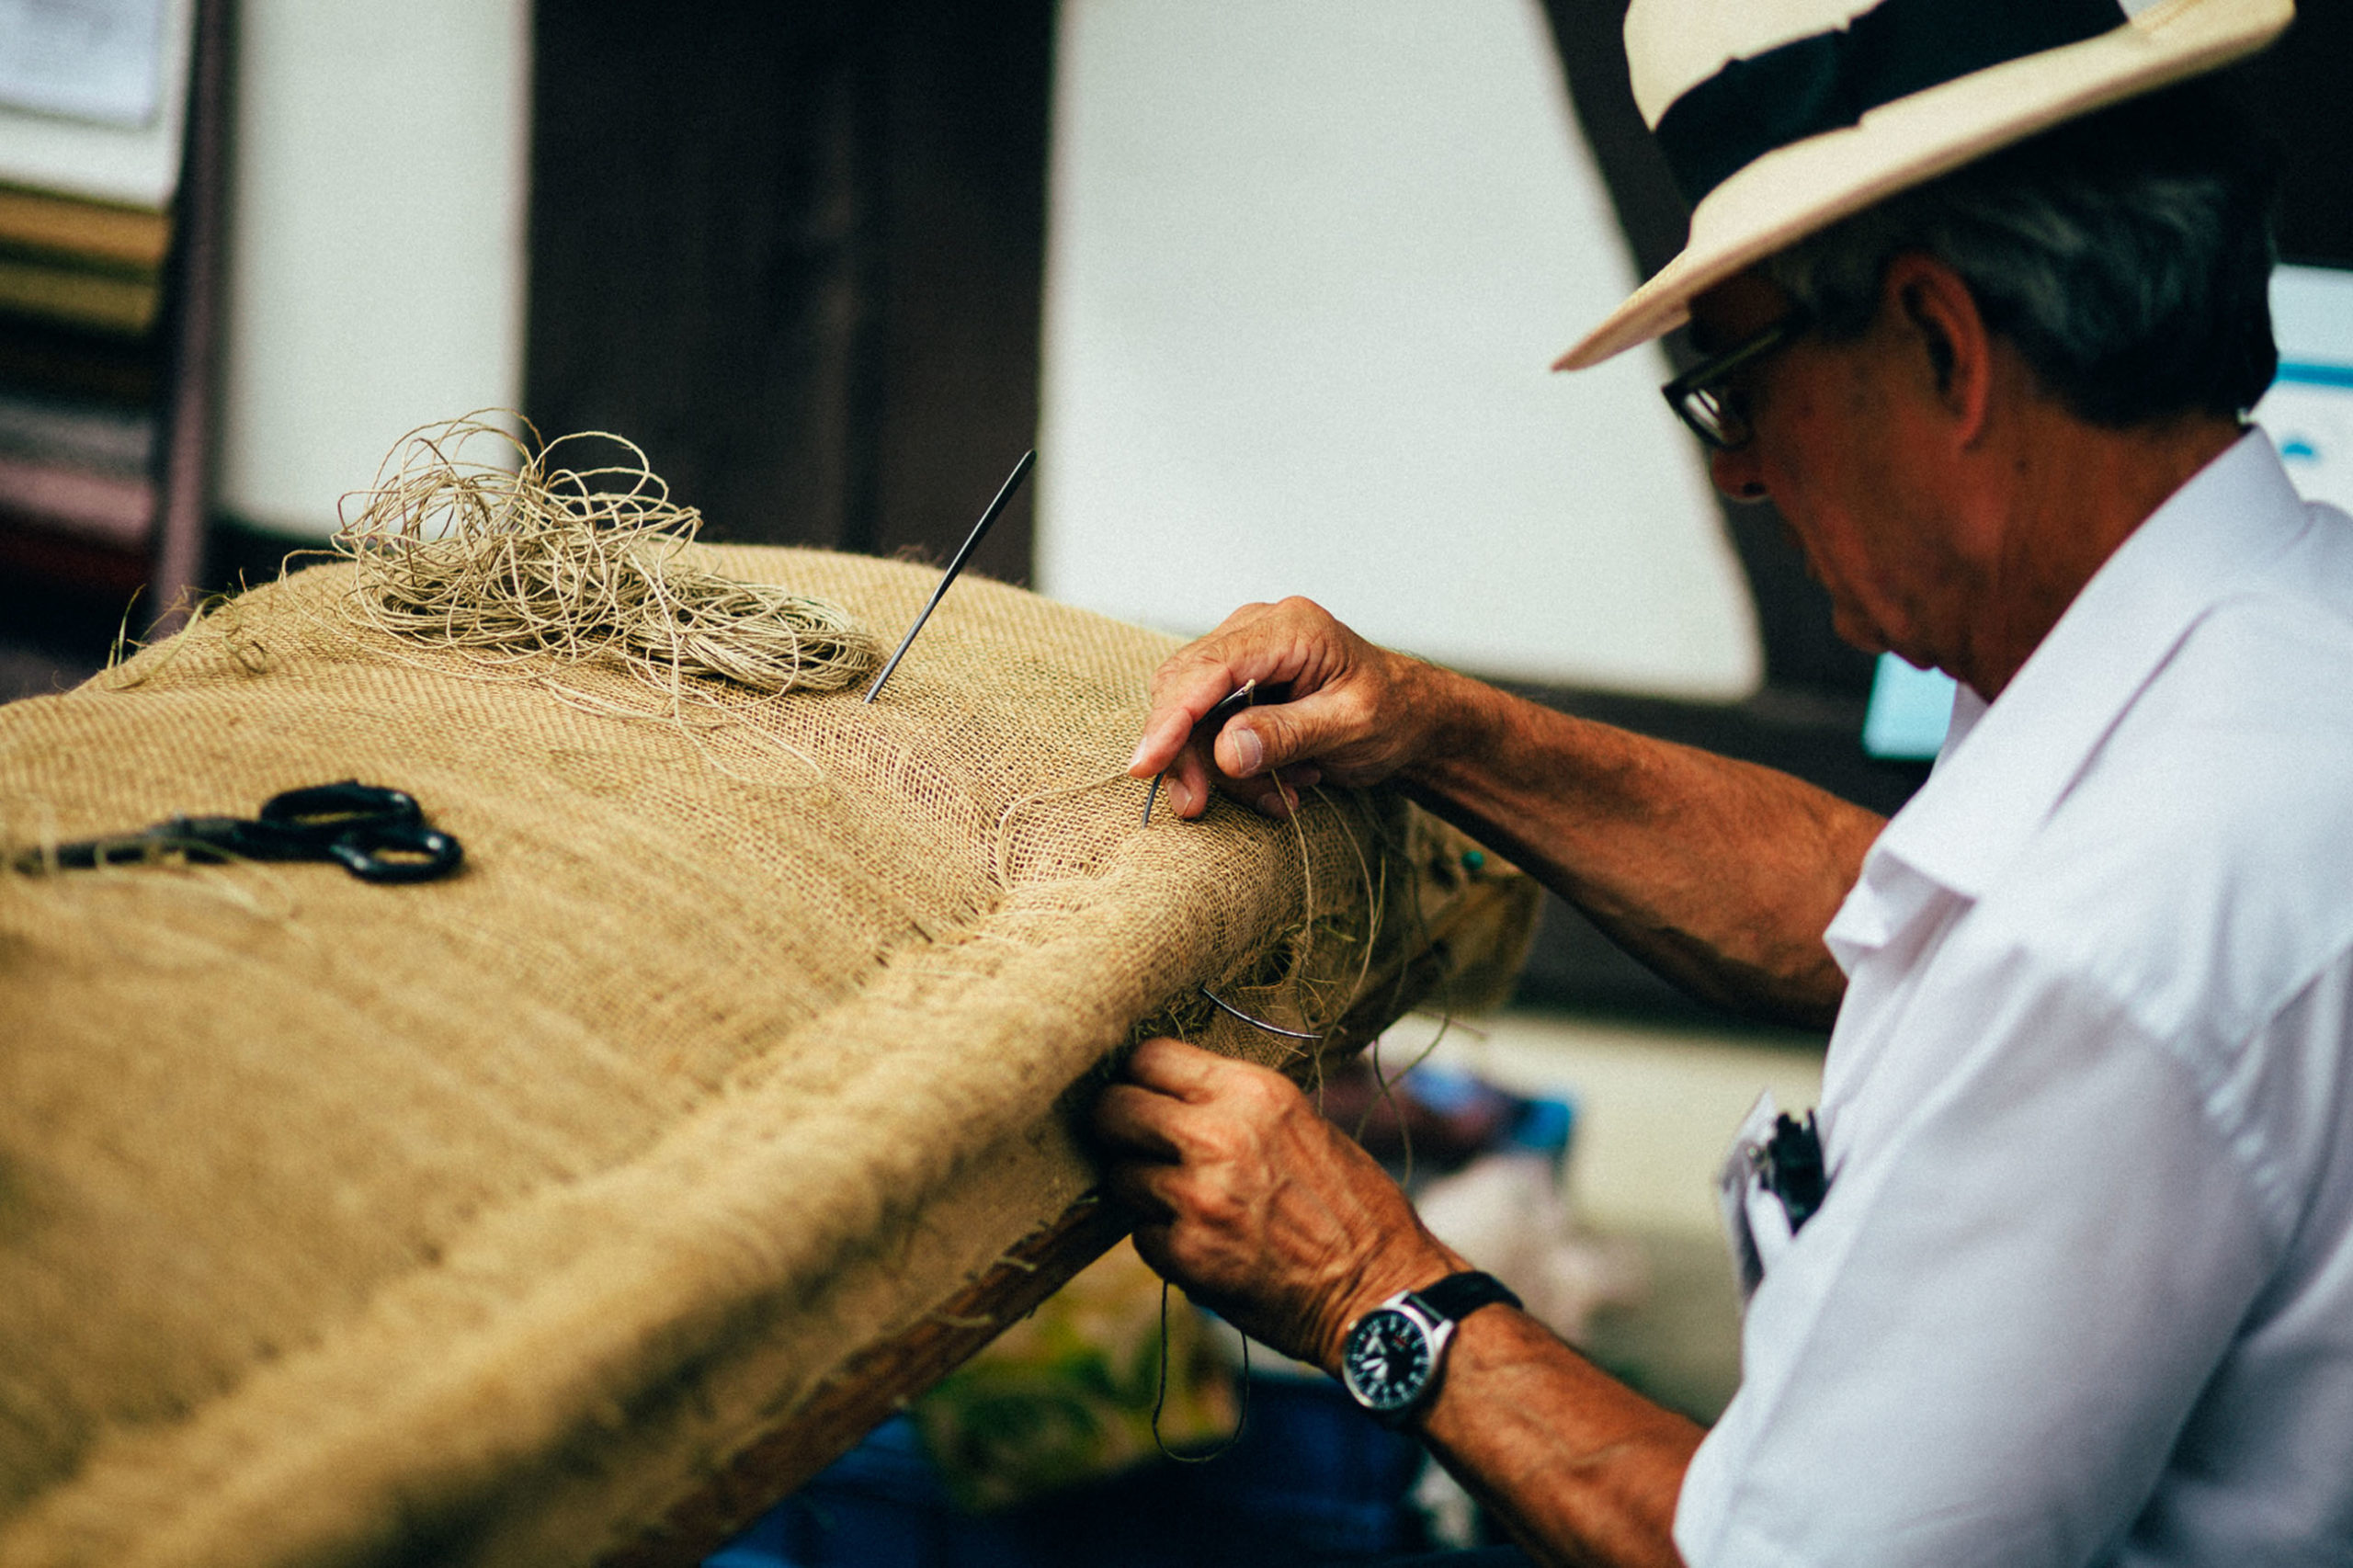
{"left": 215, "top": 0, "right": 529, "bottom": 537}
{"left": 1038, "top": 0, "right": 1761, "bottom": 699}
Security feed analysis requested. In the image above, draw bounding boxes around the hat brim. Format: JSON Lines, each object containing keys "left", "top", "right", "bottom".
{"left": 1554, "top": 0, "right": 2293, "bottom": 371}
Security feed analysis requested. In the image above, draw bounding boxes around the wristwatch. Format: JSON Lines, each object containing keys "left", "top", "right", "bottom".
{"left": 1339, "top": 1270, "right": 1522, "bottom": 1426}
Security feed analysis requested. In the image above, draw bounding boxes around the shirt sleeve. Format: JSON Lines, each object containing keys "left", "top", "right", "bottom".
{"left": 1674, "top": 946, "right": 2279, "bottom": 1568}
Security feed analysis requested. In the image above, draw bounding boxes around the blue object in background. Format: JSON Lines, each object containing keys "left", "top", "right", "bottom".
{"left": 710, "top": 1381, "right": 1431, "bottom": 1568}
{"left": 2257, "top": 264, "right": 2353, "bottom": 514}
{"left": 1507, "top": 1096, "right": 1575, "bottom": 1165}
{"left": 1395, "top": 1064, "right": 1490, "bottom": 1118}
{"left": 2270, "top": 264, "right": 2353, "bottom": 375}
{"left": 1860, "top": 653, "right": 1956, "bottom": 761}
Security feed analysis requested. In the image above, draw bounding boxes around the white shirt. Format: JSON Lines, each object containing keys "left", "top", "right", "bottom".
{"left": 1675, "top": 435, "right": 2353, "bottom": 1568}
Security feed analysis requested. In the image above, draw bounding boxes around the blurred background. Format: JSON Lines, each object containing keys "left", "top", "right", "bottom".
{"left": 3, "top": 1, "right": 2349, "bottom": 1561}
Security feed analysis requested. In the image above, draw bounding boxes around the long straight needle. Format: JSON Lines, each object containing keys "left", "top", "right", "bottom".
{"left": 861, "top": 449, "right": 1036, "bottom": 704}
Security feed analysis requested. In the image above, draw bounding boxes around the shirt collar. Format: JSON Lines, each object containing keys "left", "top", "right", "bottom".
{"left": 1864, "top": 432, "right": 2311, "bottom": 905}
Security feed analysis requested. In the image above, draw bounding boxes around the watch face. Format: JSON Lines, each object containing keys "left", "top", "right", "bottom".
{"left": 1342, "top": 1307, "right": 1434, "bottom": 1413}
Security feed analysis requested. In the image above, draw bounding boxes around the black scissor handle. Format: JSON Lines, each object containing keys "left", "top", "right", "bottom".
{"left": 260, "top": 780, "right": 463, "bottom": 883}
{"left": 258, "top": 779, "right": 424, "bottom": 832}
{"left": 321, "top": 821, "right": 464, "bottom": 883}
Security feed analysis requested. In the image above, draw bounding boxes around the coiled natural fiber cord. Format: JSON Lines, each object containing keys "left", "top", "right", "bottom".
{"left": 335, "top": 414, "right": 881, "bottom": 699}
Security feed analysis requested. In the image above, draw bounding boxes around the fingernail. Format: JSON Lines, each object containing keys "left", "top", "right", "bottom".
{"left": 1126, "top": 738, "right": 1150, "bottom": 774}
{"left": 1227, "top": 727, "right": 1264, "bottom": 776}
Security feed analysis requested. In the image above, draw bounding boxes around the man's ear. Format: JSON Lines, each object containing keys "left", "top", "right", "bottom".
{"left": 1905, "top": 287, "right": 1957, "bottom": 392}
{"left": 1881, "top": 254, "right": 1993, "bottom": 442}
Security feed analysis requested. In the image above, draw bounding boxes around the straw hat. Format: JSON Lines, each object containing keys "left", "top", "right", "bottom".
{"left": 1557, "top": 0, "right": 2295, "bottom": 370}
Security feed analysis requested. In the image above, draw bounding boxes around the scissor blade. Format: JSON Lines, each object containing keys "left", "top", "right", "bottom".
{"left": 17, "top": 826, "right": 224, "bottom": 873}
{"left": 861, "top": 449, "right": 1036, "bottom": 704}
{"left": 17, "top": 835, "right": 149, "bottom": 872}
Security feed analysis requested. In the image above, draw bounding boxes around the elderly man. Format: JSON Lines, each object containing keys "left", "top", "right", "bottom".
{"left": 1089, "top": 1, "right": 2353, "bottom": 1563}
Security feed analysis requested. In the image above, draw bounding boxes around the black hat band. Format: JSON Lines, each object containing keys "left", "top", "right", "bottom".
{"left": 1653, "top": 0, "right": 2127, "bottom": 209}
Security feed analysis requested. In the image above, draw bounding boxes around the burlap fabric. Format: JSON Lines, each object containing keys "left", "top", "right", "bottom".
{"left": 0, "top": 547, "right": 1535, "bottom": 1568}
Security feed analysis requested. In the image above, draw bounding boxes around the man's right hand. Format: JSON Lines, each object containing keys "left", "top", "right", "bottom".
{"left": 1128, "top": 594, "right": 1874, "bottom": 1028}
{"left": 1125, "top": 597, "right": 1457, "bottom": 819}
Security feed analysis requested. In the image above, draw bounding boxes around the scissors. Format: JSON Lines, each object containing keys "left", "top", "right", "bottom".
{"left": 19, "top": 779, "right": 464, "bottom": 884}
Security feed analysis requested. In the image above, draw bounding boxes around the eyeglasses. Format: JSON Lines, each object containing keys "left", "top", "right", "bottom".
{"left": 1661, "top": 310, "right": 1809, "bottom": 452}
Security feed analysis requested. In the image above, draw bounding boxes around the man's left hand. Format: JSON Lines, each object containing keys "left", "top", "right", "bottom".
{"left": 1089, "top": 1036, "right": 1464, "bottom": 1369}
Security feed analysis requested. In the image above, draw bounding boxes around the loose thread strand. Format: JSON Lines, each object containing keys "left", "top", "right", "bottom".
{"left": 1152, "top": 1278, "right": 1252, "bottom": 1464}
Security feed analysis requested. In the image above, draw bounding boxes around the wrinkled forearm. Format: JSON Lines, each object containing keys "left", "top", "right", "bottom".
{"left": 1395, "top": 665, "right": 1881, "bottom": 1029}
{"left": 1409, "top": 1308, "right": 1702, "bottom": 1568}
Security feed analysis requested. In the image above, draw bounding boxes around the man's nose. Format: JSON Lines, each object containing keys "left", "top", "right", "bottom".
{"left": 1710, "top": 444, "right": 1769, "bottom": 503}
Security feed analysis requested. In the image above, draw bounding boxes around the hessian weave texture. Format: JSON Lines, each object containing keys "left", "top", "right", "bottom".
{"left": 0, "top": 546, "right": 1536, "bottom": 1568}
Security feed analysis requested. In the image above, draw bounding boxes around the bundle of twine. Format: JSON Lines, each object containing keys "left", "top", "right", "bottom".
{"left": 333, "top": 415, "right": 881, "bottom": 700}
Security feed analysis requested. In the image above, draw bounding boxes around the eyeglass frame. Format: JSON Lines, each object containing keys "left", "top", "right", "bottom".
{"left": 1660, "top": 308, "right": 1812, "bottom": 452}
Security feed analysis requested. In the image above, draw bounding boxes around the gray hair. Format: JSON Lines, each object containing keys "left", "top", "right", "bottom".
{"left": 1762, "top": 80, "right": 2279, "bottom": 426}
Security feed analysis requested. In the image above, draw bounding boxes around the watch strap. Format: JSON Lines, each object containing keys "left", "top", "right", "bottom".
{"left": 1409, "top": 1270, "right": 1522, "bottom": 1326}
